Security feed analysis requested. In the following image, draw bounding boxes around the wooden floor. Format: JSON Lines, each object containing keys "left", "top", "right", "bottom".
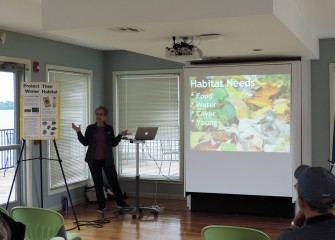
{"left": 62, "top": 197, "right": 291, "bottom": 240}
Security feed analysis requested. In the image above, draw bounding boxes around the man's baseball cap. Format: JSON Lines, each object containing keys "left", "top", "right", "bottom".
{"left": 294, "top": 164, "right": 335, "bottom": 208}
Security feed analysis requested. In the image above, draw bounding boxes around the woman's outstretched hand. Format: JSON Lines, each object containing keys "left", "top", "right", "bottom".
{"left": 72, "top": 123, "right": 81, "bottom": 132}
{"left": 119, "top": 130, "right": 128, "bottom": 136}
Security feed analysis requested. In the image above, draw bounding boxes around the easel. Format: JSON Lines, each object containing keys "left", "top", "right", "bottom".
{"left": 122, "top": 139, "right": 159, "bottom": 219}
{"left": 6, "top": 138, "right": 80, "bottom": 230}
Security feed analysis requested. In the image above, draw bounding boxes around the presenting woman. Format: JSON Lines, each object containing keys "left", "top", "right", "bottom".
{"left": 72, "top": 106, "right": 129, "bottom": 212}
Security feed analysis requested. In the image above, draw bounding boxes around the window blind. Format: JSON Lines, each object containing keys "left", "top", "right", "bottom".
{"left": 116, "top": 73, "right": 180, "bottom": 179}
{"left": 48, "top": 69, "right": 89, "bottom": 189}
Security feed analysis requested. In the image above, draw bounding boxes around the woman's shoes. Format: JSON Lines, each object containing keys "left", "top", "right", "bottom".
{"left": 96, "top": 205, "right": 107, "bottom": 212}
{"left": 116, "top": 202, "right": 130, "bottom": 208}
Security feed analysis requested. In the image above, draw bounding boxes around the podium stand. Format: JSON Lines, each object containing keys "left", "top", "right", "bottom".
{"left": 6, "top": 139, "right": 80, "bottom": 229}
{"left": 121, "top": 139, "right": 159, "bottom": 219}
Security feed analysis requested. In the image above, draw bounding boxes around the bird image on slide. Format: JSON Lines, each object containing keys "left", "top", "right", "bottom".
{"left": 257, "top": 110, "right": 276, "bottom": 132}
{"left": 256, "top": 109, "right": 281, "bottom": 139}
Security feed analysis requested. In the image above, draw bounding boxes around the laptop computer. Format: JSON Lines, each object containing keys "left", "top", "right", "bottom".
{"left": 134, "top": 127, "right": 158, "bottom": 140}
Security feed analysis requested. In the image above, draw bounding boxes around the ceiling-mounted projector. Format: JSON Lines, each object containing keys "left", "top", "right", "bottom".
{"left": 165, "top": 46, "right": 202, "bottom": 61}
{"left": 165, "top": 36, "right": 203, "bottom": 61}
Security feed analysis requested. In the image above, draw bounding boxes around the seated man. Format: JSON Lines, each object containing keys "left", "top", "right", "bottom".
{"left": 0, "top": 211, "right": 25, "bottom": 240}
{"left": 0, "top": 214, "right": 11, "bottom": 240}
{"left": 278, "top": 165, "right": 335, "bottom": 240}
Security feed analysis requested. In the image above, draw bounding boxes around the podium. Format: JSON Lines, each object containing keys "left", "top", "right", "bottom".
{"left": 121, "top": 139, "right": 159, "bottom": 219}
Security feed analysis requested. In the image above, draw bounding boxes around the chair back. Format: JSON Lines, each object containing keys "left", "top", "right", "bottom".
{"left": 11, "top": 207, "right": 64, "bottom": 240}
{"left": 0, "top": 206, "right": 9, "bottom": 216}
{"left": 201, "top": 225, "right": 270, "bottom": 240}
{"left": 160, "top": 139, "right": 179, "bottom": 154}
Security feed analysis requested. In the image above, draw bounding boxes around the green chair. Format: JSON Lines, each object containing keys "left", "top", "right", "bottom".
{"left": 0, "top": 206, "right": 9, "bottom": 216}
{"left": 11, "top": 206, "right": 80, "bottom": 240}
{"left": 201, "top": 225, "right": 270, "bottom": 240}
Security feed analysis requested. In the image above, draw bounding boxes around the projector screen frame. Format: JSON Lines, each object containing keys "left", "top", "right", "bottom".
{"left": 184, "top": 61, "right": 301, "bottom": 200}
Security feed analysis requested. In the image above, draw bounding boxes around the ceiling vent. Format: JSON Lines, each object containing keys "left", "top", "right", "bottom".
{"left": 109, "top": 27, "right": 144, "bottom": 33}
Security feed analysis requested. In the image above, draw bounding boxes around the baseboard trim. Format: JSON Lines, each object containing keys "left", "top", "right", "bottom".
{"left": 124, "top": 192, "right": 186, "bottom": 200}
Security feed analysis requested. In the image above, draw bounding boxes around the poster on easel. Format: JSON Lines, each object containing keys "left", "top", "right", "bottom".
{"left": 20, "top": 82, "right": 60, "bottom": 140}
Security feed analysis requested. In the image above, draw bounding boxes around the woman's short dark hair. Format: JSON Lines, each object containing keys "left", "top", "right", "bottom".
{"left": 95, "top": 106, "right": 108, "bottom": 116}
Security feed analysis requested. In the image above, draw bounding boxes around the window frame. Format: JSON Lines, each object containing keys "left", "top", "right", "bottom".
{"left": 46, "top": 64, "right": 93, "bottom": 195}
{"left": 113, "top": 69, "right": 183, "bottom": 182}
{"left": 0, "top": 57, "right": 31, "bottom": 207}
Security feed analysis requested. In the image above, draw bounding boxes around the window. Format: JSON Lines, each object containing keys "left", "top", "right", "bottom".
{"left": 114, "top": 70, "right": 181, "bottom": 181}
{"left": 47, "top": 65, "right": 91, "bottom": 192}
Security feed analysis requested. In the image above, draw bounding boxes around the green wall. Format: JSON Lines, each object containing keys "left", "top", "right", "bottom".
{"left": 2, "top": 28, "right": 333, "bottom": 209}
{"left": 311, "top": 39, "right": 335, "bottom": 168}
{"left": 0, "top": 30, "right": 186, "bottom": 209}
{"left": 103, "top": 50, "right": 185, "bottom": 199}
{"left": 0, "top": 30, "right": 105, "bottom": 208}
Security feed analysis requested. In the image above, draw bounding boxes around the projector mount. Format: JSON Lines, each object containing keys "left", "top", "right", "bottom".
{"left": 169, "top": 36, "right": 196, "bottom": 56}
{"left": 165, "top": 36, "right": 203, "bottom": 61}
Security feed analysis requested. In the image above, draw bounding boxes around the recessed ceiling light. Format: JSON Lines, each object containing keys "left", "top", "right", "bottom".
{"left": 198, "top": 34, "right": 224, "bottom": 41}
{"left": 109, "top": 27, "right": 144, "bottom": 33}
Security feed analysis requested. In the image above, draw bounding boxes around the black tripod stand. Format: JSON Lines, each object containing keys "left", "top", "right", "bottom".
{"left": 6, "top": 139, "right": 80, "bottom": 230}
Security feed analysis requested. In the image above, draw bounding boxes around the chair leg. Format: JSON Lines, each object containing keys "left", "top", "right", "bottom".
{"left": 168, "top": 157, "right": 172, "bottom": 176}
{"left": 3, "top": 154, "right": 10, "bottom": 177}
{"left": 159, "top": 160, "right": 164, "bottom": 175}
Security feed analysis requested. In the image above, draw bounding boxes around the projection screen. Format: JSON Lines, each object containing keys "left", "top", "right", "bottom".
{"left": 184, "top": 61, "right": 301, "bottom": 197}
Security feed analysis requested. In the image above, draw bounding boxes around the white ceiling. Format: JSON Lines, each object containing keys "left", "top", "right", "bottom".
{"left": 0, "top": 0, "right": 334, "bottom": 62}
